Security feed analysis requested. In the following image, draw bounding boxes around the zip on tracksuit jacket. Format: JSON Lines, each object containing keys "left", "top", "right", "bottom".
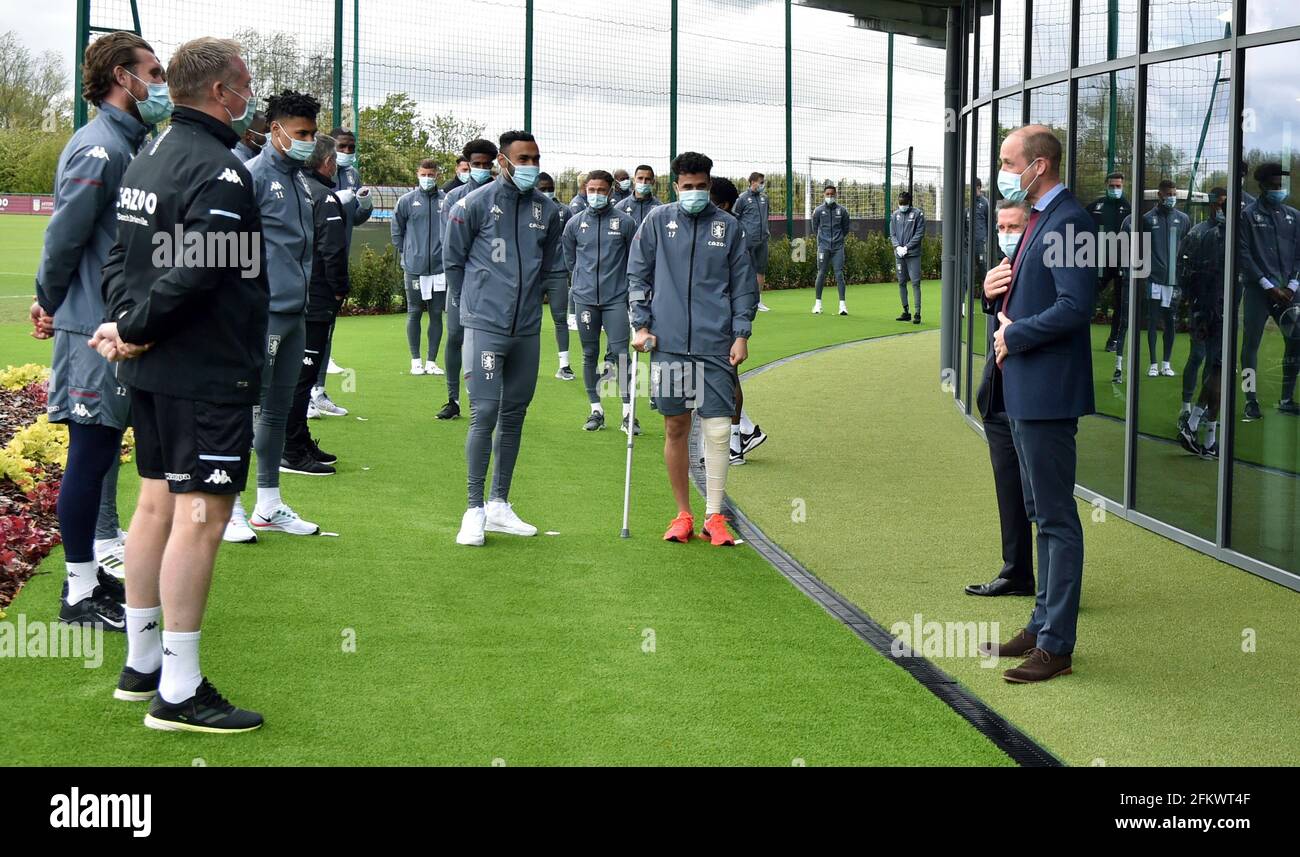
{"left": 562, "top": 203, "right": 638, "bottom": 306}
{"left": 246, "top": 144, "right": 315, "bottom": 314}
{"left": 391, "top": 185, "right": 447, "bottom": 275}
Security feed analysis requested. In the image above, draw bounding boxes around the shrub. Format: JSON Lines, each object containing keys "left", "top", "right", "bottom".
{"left": 0, "top": 364, "right": 49, "bottom": 392}
{"left": 345, "top": 244, "right": 403, "bottom": 315}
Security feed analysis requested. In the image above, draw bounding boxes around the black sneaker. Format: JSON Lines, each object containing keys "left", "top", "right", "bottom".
{"left": 912, "top": 314, "right": 922, "bottom": 325}
{"left": 144, "top": 677, "right": 264, "bottom": 734}
{"left": 58, "top": 584, "right": 125, "bottom": 632}
{"left": 1105, "top": 338, "right": 1118, "bottom": 353}
{"left": 307, "top": 436, "right": 337, "bottom": 464}
{"left": 740, "top": 425, "right": 768, "bottom": 455}
{"left": 1177, "top": 410, "right": 1191, "bottom": 434}
{"left": 114, "top": 665, "right": 160, "bottom": 702}
{"left": 729, "top": 448, "right": 746, "bottom": 466}
{"left": 1244, "top": 399, "right": 1263, "bottom": 421}
{"left": 1111, "top": 367, "right": 1123, "bottom": 384}
{"left": 896, "top": 311, "right": 912, "bottom": 322}
{"left": 555, "top": 365, "right": 576, "bottom": 381}
{"left": 96, "top": 567, "right": 125, "bottom": 603}
{"left": 1201, "top": 441, "right": 1219, "bottom": 460}
{"left": 279, "top": 453, "right": 335, "bottom": 476}
{"left": 436, "top": 399, "right": 461, "bottom": 420}
{"left": 584, "top": 410, "right": 605, "bottom": 431}
{"left": 1279, "top": 400, "right": 1300, "bottom": 416}
{"left": 621, "top": 415, "right": 641, "bottom": 436}
{"left": 1177, "top": 424, "right": 1204, "bottom": 457}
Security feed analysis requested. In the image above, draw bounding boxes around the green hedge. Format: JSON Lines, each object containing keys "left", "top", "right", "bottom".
{"left": 764, "top": 233, "right": 942, "bottom": 290}
{"left": 343, "top": 244, "right": 403, "bottom": 315}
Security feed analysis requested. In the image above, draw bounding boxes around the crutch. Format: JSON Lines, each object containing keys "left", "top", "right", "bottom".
{"left": 620, "top": 345, "right": 640, "bottom": 539}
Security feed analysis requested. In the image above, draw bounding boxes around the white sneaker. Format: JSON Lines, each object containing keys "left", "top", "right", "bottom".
{"left": 1148, "top": 363, "right": 1159, "bottom": 377}
{"left": 95, "top": 536, "right": 126, "bottom": 580}
{"left": 756, "top": 301, "right": 771, "bottom": 312}
{"left": 312, "top": 389, "right": 348, "bottom": 416}
{"left": 223, "top": 499, "right": 258, "bottom": 544}
{"left": 410, "top": 358, "right": 425, "bottom": 375}
{"left": 456, "top": 507, "right": 486, "bottom": 546}
{"left": 838, "top": 301, "right": 848, "bottom": 316}
{"left": 484, "top": 499, "right": 537, "bottom": 536}
{"left": 326, "top": 357, "right": 345, "bottom": 375}
{"left": 306, "top": 400, "right": 321, "bottom": 419}
{"left": 1161, "top": 362, "right": 1176, "bottom": 377}
{"left": 250, "top": 503, "right": 320, "bottom": 536}
{"left": 425, "top": 360, "right": 444, "bottom": 376}
{"left": 812, "top": 300, "right": 823, "bottom": 315}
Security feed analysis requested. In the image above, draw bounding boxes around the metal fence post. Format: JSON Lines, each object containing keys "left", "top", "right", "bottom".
{"left": 785, "top": 0, "right": 793, "bottom": 239}
{"left": 332, "top": 0, "right": 343, "bottom": 129}
{"left": 524, "top": 0, "right": 534, "bottom": 131}
{"left": 669, "top": 0, "right": 678, "bottom": 200}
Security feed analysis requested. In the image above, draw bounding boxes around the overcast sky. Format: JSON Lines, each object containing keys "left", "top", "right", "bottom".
{"left": 7, "top": 0, "right": 946, "bottom": 182}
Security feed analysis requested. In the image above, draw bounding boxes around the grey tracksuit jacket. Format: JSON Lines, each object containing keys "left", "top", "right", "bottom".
{"left": 247, "top": 144, "right": 315, "bottom": 314}
{"left": 812, "top": 201, "right": 851, "bottom": 252}
{"left": 1238, "top": 196, "right": 1300, "bottom": 289}
{"left": 391, "top": 186, "right": 447, "bottom": 275}
{"left": 562, "top": 203, "right": 637, "bottom": 306}
{"left": 36, "top": 102, "right": 150, "bottom": 334}
{"left": 890, "top": 206, "right": 926, "bottom": 258}
{"left": 1121, "top": 206, "right": 1191, "bottom": 286}
{"left": 733, "top": 189, "right": 770, "bottom": 248}
{"left": 443, "top": 176, "right": 565, "bottom": 336}
{"left": 627, "top": 201, "right": 758, "bottom": 356}
{"left": 617, "top": 193, "right": 662, "bottom": 228}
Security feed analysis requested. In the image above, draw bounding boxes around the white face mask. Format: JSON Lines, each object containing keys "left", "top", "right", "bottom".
{"left": 998, "top": 231, "right": 1022, "bottom": 258}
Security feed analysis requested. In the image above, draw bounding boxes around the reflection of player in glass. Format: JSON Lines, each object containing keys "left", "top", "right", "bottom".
{"left": 1114, "top": 179, "right": 1189, "bottom": 382}
{"left": 1176, "top": 187, "right": 1227, "bottom": 458}
{"left": 1086, "top": 172, "right": 1131, "bottom": 353}
{"left": 1236, "top": 162, "right": 1300, "bottom": 420}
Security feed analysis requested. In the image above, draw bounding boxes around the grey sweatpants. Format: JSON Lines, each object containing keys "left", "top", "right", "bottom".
{"left": 254, "top": 310, "right": 305, "bottom": 489}
{"left": 897, "top": 254, "right": 922, "bottom": 313}
{"left": 1240, "top": 284, "right": 1300, "bottom": 403}
{"left": 445, "top": 301, "right": 465, "bottom": 402}
{"left": 575, "top": 301, "right": 630, "bottom": 405}
{"left": 545, "top": 273, "right": 570, "bottom": 355}
{"left": 313, "top": 315, "right": 336, "bottom": 387}
{"left": 463, "top": 328, "right": 540, "bottom": 507}
{"left": 815, "top": 246, "right": 846, "bottom": 301}
{"left": 405, "top": 275, "right": 445, "bottom": 361}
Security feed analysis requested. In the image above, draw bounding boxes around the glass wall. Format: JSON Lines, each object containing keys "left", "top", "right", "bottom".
{"left": 954, "top": 0, "right": 1300, "bottom": 588}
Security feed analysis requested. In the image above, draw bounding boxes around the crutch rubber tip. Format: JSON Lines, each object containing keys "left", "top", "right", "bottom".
{"left": 620, "top": 529, "right": 631, "bottom": 539}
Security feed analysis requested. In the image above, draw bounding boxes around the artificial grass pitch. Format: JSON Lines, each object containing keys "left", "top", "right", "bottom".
{"left": 728, "top": 331, "right": 1300, "bottom": 766}
{"left": 0, "top": 276, "right": 1011, "bottom": 766}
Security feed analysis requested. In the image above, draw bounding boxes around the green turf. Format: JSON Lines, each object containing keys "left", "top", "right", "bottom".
{"left": 0, "top": 215, "right": 49, "bottom": 324}
{"left": 728, "top": 330, "right": 1300, "bottom": 766}
{"left": 1, "top": 216, "right": 1000, "bottom": 766}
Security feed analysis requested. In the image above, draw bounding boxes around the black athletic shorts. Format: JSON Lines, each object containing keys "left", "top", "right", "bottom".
{"left": 131, "top": 389, "right": 253, "bottom": 495}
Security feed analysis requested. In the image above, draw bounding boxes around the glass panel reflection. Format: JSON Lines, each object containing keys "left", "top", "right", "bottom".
{"left": 999, "top": 0, "right": 1025, "bottom": 88}
{"left": 1079, "top": 0, "right": 1137, "bottom": 67}
{"left": 1147, "top": 0, "right": 1233, "bottom": 53}
{"left": 1032, "top": 0, "right": 1071, "bottom": 78}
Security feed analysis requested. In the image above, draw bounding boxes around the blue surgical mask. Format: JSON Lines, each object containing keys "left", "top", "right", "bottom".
{"left": 336, "top": 152, "right": 356, "bottom": 168}
{"left": 1215, "top": 210, "right": 1226, "bottom": 224}
{"left": 997, "top": 158, "right": 1041, "bottom": 203}
{"left": 124, "top": 69, "right": 172, "bottom": 125}
{"left": 1161, "top": 195, "right": 1177, "bottom": 209}
{"left": 221, "top": 83, "right": 254, "bottom": 136}
{"left": 470, "top": 167, "right": 491, "bottom": 183}
{"left": 502, "top": 155, "right": 539, "bottom": 191}
{"left": 418, "top": 176, "right": 436, "bottom": 191}
{"left": 542, "top": 191, "right": 556, "bottom": 200}
{"left": 588, "top": 193, "right": 609, "bottom": 210}
{"left": 1267, "top": 189, "right": 1288, "bottom": 204}
{"left": 274, "top": 123, "right": 315, "bottom": 162}
{"left": 618, "top": 179, "right": 631, "bottom": 191}
{"left": 998, "top": 232, "right": 1021, "bottom": 258}
{"left": 458, "top": 170, "right": 470, "bottom": 183}
{"left": 679, "top": 189, "right": 709, "bottom": 215}
{"left": 758, "top": 183, "right": 766, "bottom": 193}
{"left": 635, "top": 182, "right": 653, "bottom": 196}
{"left": 1107, "top": 187, "right": 1122, "bottom": 199}
{"left": 825, "top": 196, "right": 836, "bottom": 206}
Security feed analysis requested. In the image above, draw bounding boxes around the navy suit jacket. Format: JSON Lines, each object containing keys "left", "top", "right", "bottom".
{"left": 994, "top": 186, "right": 1097, "bottom": 421}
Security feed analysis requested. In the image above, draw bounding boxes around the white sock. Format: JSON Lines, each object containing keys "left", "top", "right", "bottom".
{"left": 730, "top": 424, "right": 742, "bottom": 453}
{"left": 311, "top": 385, "right": 324, "bottom": 398}
{"left": 1181, "top": 402, "right": 1192, "bottom": 414}
{"left": 591, "top": 402, "right": 603, "bottom": 414}
{"left": 839, "top": 300, "right": 848, "bottom": 311}
{"left": 159, "top": 629, "right": 202, "bottom": 703}
{"left": 702, "top": 417, "right": 731, "bottom": 516}
{"left": 1205, "top": 421, "right": 1218, "bottom": 447}
{"left": 255, "top": 487, "right": 282, "bottom": 517}
{"left": 622, "top": 402, "right": 632, "bottom": 418}
{"left": 738, "top": 409, "right": 755, "bottom": 434}
{"left": 65, "top": 560, "right": 98, "bottom": 604}
{"left": 1116, "top": 355, "right": 1123, "bottom": 369}
{"left": 125, "top": 606, "right": 162, "bottom": 673}
{"left": 1163, "top": 361, "right": 1172, "bottom": 371}
{"left": 559, "top": 351, "right": 569, "bottom": 368}
{"left": 1189, "top": 405, "right": 1204, "bottom": 432}
{"left": 93, "top": 536, "right": 117, "bottom": 557}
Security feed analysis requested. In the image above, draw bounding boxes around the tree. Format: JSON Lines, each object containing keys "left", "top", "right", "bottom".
{"left": 233, "top": 28, "right": 333, "bottom": 119}
{"left": 353, "top": 93, "right": 482, "bottom": 186}
{"left": 0, "top": 31, "right": 71, "bottom": 130}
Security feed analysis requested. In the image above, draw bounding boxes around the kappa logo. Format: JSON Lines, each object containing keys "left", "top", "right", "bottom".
{"left": 490, "top": 204, "right": 503, "bottom": 221}
{"left": 71, "top": 402, "right": 92, "bottom": 418}
{"left": 481, "top": 351, "right": 496, "bottom": 371}
{"left": 270, "top": 180, "right": 284, "bottom": 193}
{"left": 666, "top": 219, "right": 679, "bottom": 237}
{"left": 204, "top": 470, "right": 232, "bottom": 485}
{"left": 163, "top": 473, "right": 190, "bottom": 483}
{"left": 711, "top": 221, "right": 726, "bottom": 240}
{"left": 218, "top": 168, "right": 243, "bottom": 185}
{"left": 303, "top": 355, "right": 314, "bottom": 366}
{"left": 142, "top": 621, "right": 158, "bottom": 632}
{"left": 580, "top": 218, "right": 589, "bottom": 230}
{"left": 412, "top": 199, "right": 422, "bottom": 207}
{"left": 85, "top": 146, "right": 109, "bottom": 160}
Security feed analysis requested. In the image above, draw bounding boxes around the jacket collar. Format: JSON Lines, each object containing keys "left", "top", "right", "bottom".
{"left": 169, "top": 106, "right": 239, "bottom": 149}
{"left": 264, "top": 141, "right": 301, "bottom": 174}
{"left": 97, "top": 102, "right": 151, "bottom": 149}
{"left": 494, "top": 174, "right": 533, "bottom": 200}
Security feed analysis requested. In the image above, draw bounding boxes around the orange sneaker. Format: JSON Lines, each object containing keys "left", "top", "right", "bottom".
{"left": 663, "top": 512, "right": 695, "bottom": 543}
{"left": 699, "top": 513, "right": 735, "bottom": 546}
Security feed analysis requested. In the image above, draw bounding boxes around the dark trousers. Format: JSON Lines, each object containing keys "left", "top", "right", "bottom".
{"left": 1009, "top": 417, "right": 1084, "bottom": 656}
{"left": 285, "top": 318, "right": 332, "bottom": 454}
{"left": 984, "top": 411, "right": 1034, "bottom": 587}
{"left": 1102, "top": 267, "right": 1125, "bottom": 343}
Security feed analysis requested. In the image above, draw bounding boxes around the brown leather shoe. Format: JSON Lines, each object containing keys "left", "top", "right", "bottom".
{"left": 1003, "top": 647, "right": 1073, "bottom": 683}
{"left": 979, "top": 628, "right": 1036, "bottom": 658}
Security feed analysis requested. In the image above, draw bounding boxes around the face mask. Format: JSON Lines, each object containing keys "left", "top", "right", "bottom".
{"left": 219, "top": 83, "right": 255, "bottom": 136}
{"left": 679, "top": 189, "right": 709, "bottom": 215}
{"left": 618, "top": 179, "right": 631, "bottom": 191}
{"left": 998, "top": 232, "right": 1021, "bottom": 258}
{"left": 246, "top": 128, "right": 267, "bottom": 150}
{"left": 541, "top": 191, "right": 556, "bottom": 200}
{"left": 274, "top": 123, "right": 315, "bottom": 162}
{"left": 418, "top": 176, "right": 436, "bottom": 191}
{"left": 1107, "top": 187, "right": 1122, "bottom": 199}
{"left": 336, "top": 152, "right": 356, "bottom": 168}
{"left": 457, "top": 170, "right": 470, "bottom": 183}
{"left": 758, "top": 183, "right": 766, "bottom": 193}
{"left": 1161, "top": 195, "right": 1176, "bottom": 209}
{"left": 124, "top": 69, "right": 173, "bottom": 125}
{"left": 898, "top": 203, "right": 909, "bottom": 211}
{"left": 824, "top": 197, "right": 836, "bottom": 207}
{"left": 635, "top": 182, "right": 653, "bottom": 196}
{"left": 1214, "top": 210, "right": 1226, "bottom": 224}
{"left": 1267, "top": 189, "right": 1288, "bottom": 203}
{"left": 502, "top": 155, "right": 539, "bottom": 191}
{"left": 997, "top": 158, "right": 1041, "bottom": 203}
{"left": 588, "top": 193, "right": 609, "bottom": 210}
{"left": 470, "top": 167, "right": 492, "bottom": 184}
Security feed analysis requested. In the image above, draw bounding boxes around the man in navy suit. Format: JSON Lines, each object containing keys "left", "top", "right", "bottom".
{"left": 979, "top": 125, "right": 1095, "bottom": 684}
